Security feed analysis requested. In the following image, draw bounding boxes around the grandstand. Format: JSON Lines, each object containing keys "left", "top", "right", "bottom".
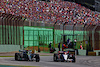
{"left": 0, "top": 0, "right": 100, "bottom": 54}
{"left": 0, "top": 0, "right": 99, "bottom": 25}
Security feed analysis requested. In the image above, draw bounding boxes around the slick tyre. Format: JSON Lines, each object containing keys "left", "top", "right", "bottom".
{"left": 60, "top": 55, "right": 64, "bottom": 62}
{"left": 53, "top": 54, "right": 58, "bottom": 62}
{"left": 15, "top": 53, "right": 18, "bottom": 60}
{"left": 36, "top": 54, "right": 40, "bottom": 62}
{"left": 72, "top": 56, "right": 76, "bottom": 63}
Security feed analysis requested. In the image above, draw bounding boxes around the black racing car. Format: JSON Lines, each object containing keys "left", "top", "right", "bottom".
{"left": 15, "top": 50, "right": 40, "bottom": 62}
{"left": 53, "top": 48, "right": 76, "bottom": 62}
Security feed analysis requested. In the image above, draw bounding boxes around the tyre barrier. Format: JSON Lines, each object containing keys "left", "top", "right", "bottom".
{"left": 88, "top": 52, "right": 96, "bottom": 56}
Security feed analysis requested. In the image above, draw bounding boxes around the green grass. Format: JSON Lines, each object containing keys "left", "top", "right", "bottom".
{"left": 0, "top": 64, "right": 39, "bottom": 67}
{"left": 0, "top": 56, "right": 14, "bottom": 57}
{"left": 13, "top": 65, "right": 39, "bottom": 67}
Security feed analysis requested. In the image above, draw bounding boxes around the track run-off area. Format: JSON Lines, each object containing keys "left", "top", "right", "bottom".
{"left": 0, "top": 56, "right": 100, "bottom": 67}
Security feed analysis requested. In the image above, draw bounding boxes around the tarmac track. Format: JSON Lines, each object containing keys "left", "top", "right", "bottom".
{"left": 0, "top": 56, "right": 100, "bottom": 67}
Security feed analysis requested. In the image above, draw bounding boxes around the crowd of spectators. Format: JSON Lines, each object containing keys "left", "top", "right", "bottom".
{"left": 0, "top": 0, "right": 100, "bottom": 25}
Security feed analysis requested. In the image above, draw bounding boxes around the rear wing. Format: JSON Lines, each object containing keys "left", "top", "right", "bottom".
{"left": 19, "top": 50, "right": 26, "bottom": 52}
{"left": 64, "top": 48, "right": 75, "bottom": 55}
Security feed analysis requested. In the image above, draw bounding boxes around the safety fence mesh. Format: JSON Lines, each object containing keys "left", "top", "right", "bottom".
{"left": 0, "top": 13, "right": 100, "bottom": 51}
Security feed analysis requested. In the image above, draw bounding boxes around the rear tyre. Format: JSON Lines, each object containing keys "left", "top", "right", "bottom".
{"left": 53, "top": 54, "right": 56, "bottom": 61}
{"left": 53, "top": 54, "right": 58, "bottom": 62}
{"left": 15, "top": 53, "right": 18, "bottom": 60}
{"left": 36, "top": 54, "right": 40, "bottom": 62}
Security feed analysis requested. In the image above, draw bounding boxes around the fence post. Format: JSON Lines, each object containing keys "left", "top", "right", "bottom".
{"left": 83, "top": 24, "right": 87, "bottom": 49}
{"left": 53, "top": 22, "right": 57, "bottom": 47}
{"left": 10, "top": 15, "right": 13, "bottom": 44}
{"left": 12, "top": 16, "right": 17, "bottom": 45}
{"left": 22, "top": 17, "right": 26, "bottom": 50}
{"left": 0, "top": 13, "right": 2, "bottom": 44}
{"left": 92, "top": 25, "right": 98, "bottom": 51}
{"left": 73, "top": 23, "right": 76, "bottom": 42}
{"left": 5, "top": 14, "right": 9, "bottom": 44}
{"left": 2, "top": 13, "right": 7, "bottom": 44}
{"left": 8, "top": 15, "right": 14, "bottom": 44}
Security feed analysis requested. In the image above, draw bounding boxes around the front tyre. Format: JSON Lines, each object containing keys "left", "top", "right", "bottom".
{"left": 72, "top": 56, "right": 76, "bottom": 62}
{"left": 17, "top": 54, "right": 21, "bottom": 61}
{"left": 60, "top": 55, "right": 64, "bottom": 62}
{"left": 53, "top": 54, "right": 56, "bottom": 61}
{"left": 36, "top": 54, "right": 40, "bottom": 62}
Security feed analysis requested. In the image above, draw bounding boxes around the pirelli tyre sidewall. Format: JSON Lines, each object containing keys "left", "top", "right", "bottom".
{"left": 35, "top": 54, "right": 40, "bottom": 62}
{"left": 15, "top": 53, "right": 18, "bottom": 60}
{"left": 53, "top": 53, "right": 58, "bottom": 62}
{"left": 72, "top": 55, "right": 76, "bottom": 62}
{"left": 15, "top": 53, "right": 21, "bottom": 61}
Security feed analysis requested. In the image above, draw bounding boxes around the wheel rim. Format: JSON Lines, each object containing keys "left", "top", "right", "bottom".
{"left": 18, "top": 55, "right": 20, "bottom": 60}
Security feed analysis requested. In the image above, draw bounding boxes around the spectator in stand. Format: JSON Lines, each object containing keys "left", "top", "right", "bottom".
{"left": 0, "top": 0, "right": 100, "bottom": 25}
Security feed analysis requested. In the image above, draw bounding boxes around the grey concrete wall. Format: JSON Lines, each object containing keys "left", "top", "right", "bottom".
{"left": 78, "top": 49, "right": 86, "bottom": 56}
{"left": 0, "top": 45, "right": 22, "bottom": 52}
{"left": 94, "top": 50, "right": 100, "bottom": 56}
